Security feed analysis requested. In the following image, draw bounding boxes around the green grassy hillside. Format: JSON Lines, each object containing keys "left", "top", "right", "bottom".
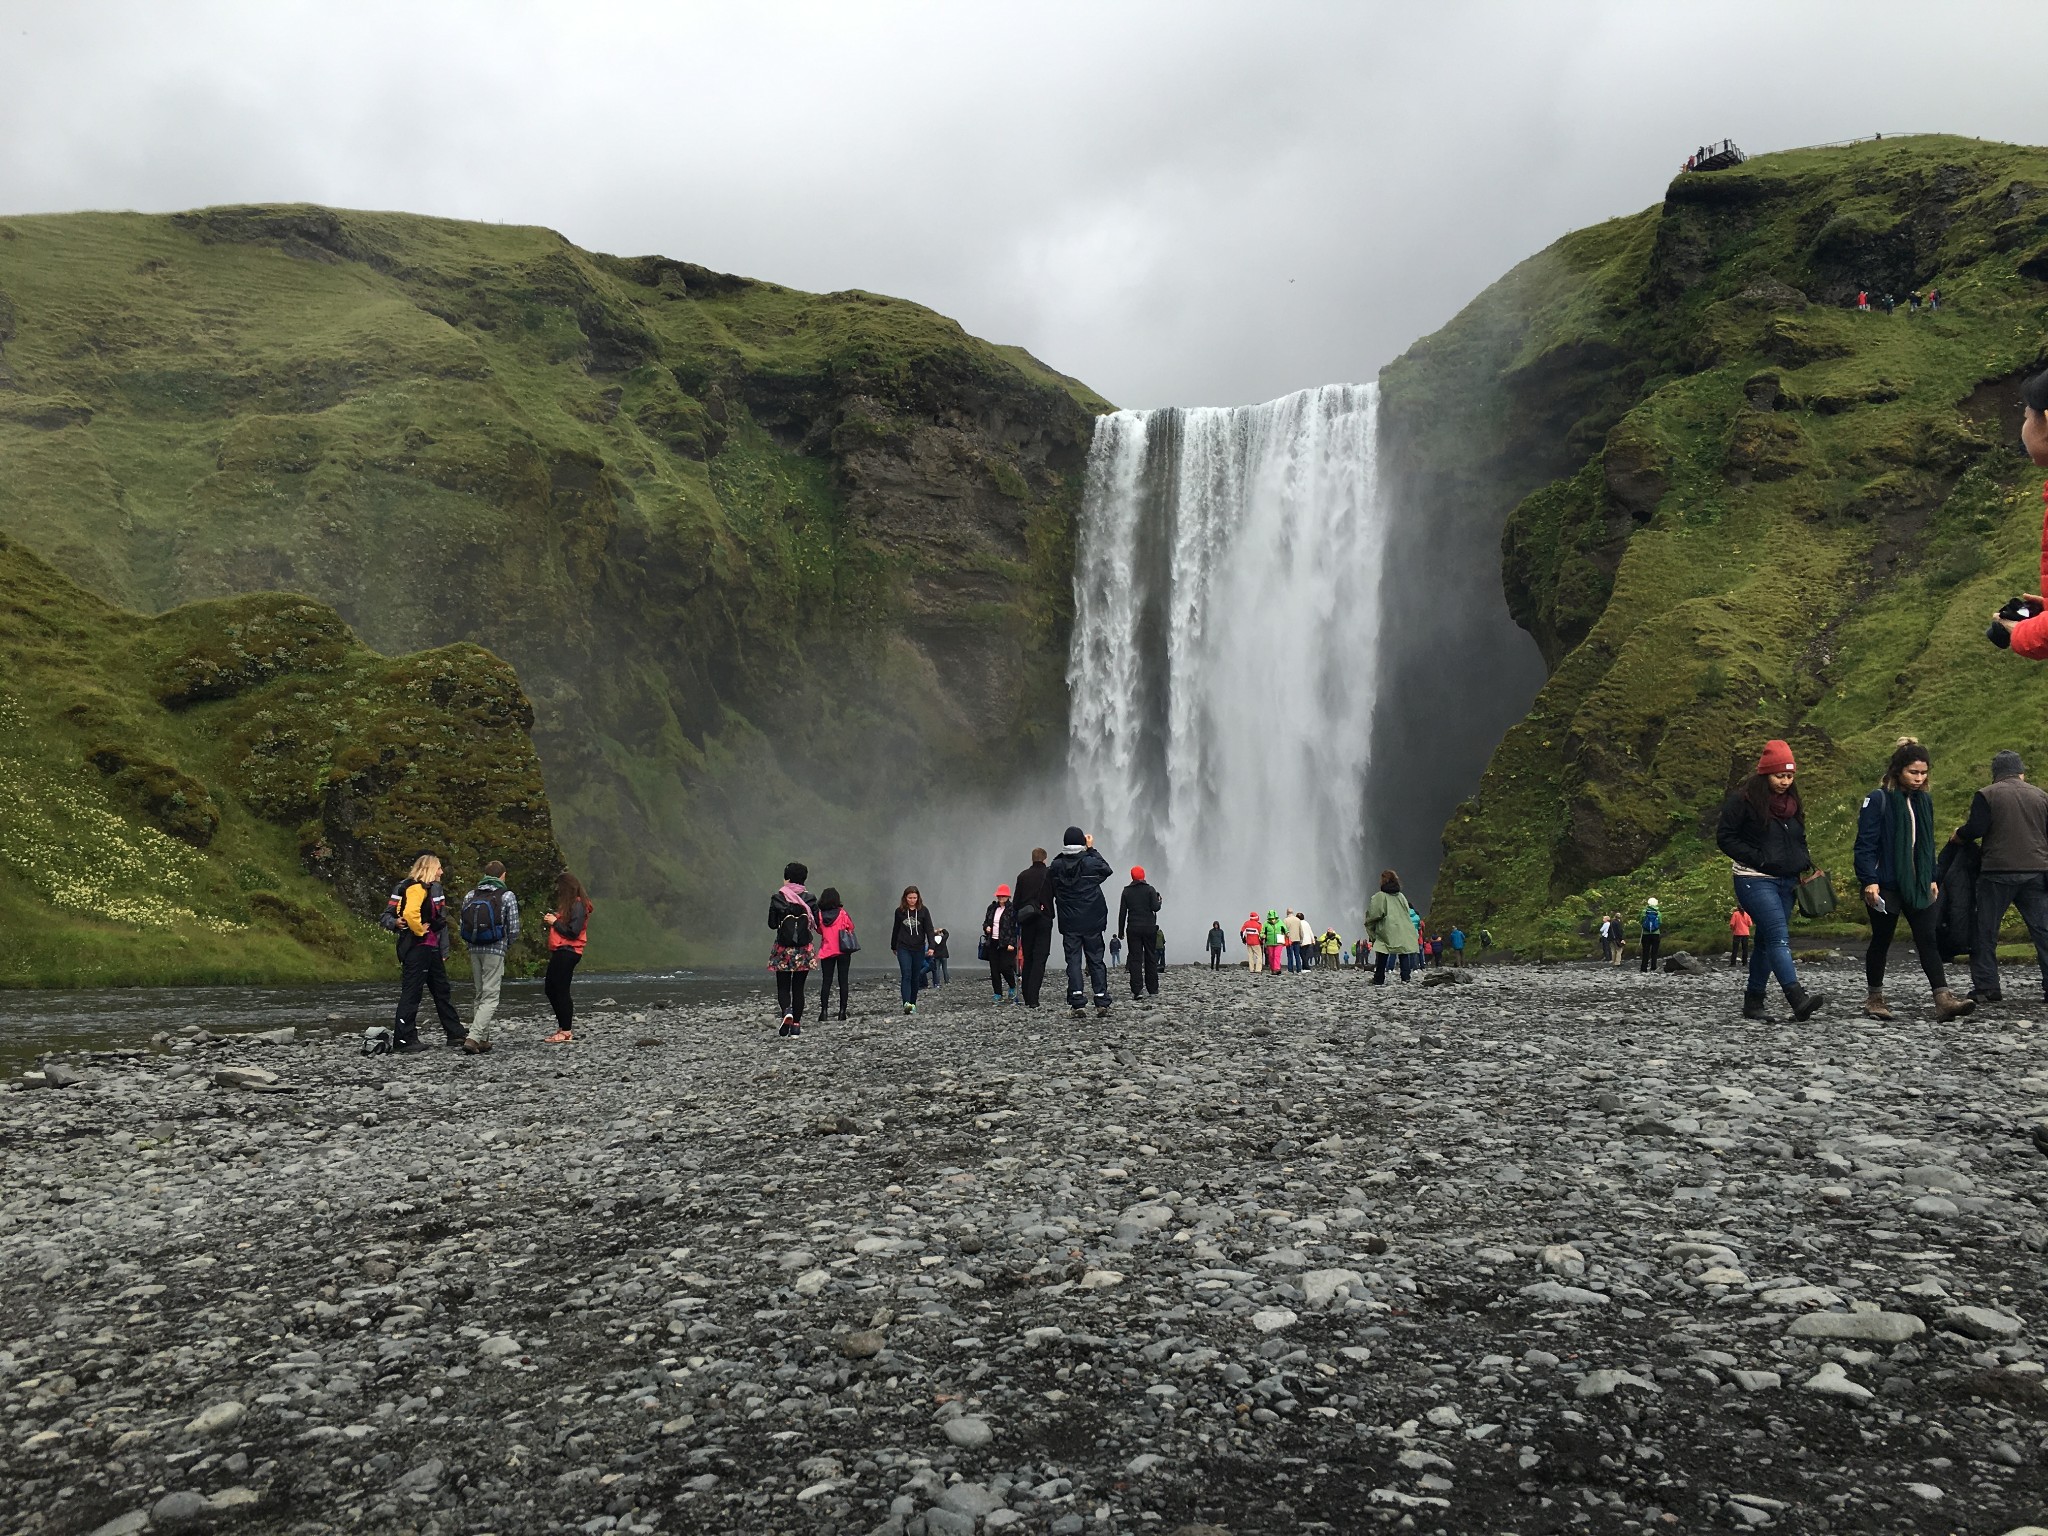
{"left": 0, "top": 532, "right": 560, "bottom": 987}
{"left": 1384, "top": 135, "right": 2048, "bottom": 954}
{"left": 0, "top": 207, "right": 1109, "bottom": 966}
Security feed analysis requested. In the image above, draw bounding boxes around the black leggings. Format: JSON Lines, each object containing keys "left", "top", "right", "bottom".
{"left": 818, "top": 955, "right": 849, "bottom": 1016}
{"left": 988, "top": 947, "right": 1016, "bottom": 996}
{"left": 1867, "top": 889, "right": 1946, "bottom": 993}
{"left": 777, "top": 968, "right": 810, "bottom": 1021}
{"left": 544, "top": 947, "right": 581, "bottom": 1029}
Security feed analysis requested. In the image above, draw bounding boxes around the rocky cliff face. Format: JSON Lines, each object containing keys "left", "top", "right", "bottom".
{"left": 1379, "top": 135, "right": 2048, "bottom": 949}
{"left": 0, "top": 532, "right": 559, "bottom": 987}
{"left": 0, "top": 207, "right": 1108, "bottom": 964}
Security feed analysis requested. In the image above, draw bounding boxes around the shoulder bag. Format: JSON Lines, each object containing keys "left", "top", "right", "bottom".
{"left": 1796, "top": 868, "right": 1837, "bottom": 920}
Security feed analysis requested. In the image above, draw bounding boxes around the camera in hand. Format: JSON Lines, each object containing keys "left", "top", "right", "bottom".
{"left": 1989, "top": 596, "right": 2039, "bottom": 649}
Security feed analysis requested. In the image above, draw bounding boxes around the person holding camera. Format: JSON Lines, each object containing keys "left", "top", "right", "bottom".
{"left": 1988, "top": 369, "right": 2048, "bottom": 654}
{"left": 1854, "top": 738, "right": 1973, "bottom": 1022}
{"left": 1716, "top": 739, "right": 1826, "bottom": 1022}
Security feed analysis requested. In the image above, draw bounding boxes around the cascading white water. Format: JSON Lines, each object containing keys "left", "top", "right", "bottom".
{"left": 1066, "top": 383, "right": 1389, "bottom": 948}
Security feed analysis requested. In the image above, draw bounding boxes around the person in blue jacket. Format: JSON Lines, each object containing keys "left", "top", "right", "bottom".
{"left": 1638, "top": 898, "right": 1663, "bottom": 972}
{"left": 1854, "top": 736, "right": 1973, "bottom": 1023}
{"left": 1049, "top": 825, "right": 1114, "bottom": 1016}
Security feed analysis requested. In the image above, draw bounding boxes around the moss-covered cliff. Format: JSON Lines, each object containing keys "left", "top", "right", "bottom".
{"left": 0, "top": 207, "right": 1109, "bottom": 966}
{"left": 1384, "top": 135, "right": 2048, "bottom": 952}
{"left": 0, "top": 532, "right": 560, "bottom": 987}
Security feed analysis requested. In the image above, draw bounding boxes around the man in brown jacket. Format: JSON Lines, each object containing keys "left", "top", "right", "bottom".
{"left": 1955, "top": 750, "right": 2048, "bottom": 1003}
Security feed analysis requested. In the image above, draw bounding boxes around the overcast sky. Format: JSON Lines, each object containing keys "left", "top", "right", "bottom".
{"left": 2, "top": 0, "right": 2043, "bottom": 408}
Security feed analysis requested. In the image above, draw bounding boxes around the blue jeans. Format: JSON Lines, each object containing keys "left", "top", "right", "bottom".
{"left": 1733, "top": 875, "right": 1800, "bottom": 996}
{"left": 895, "top": 945, "right": 924, "bottom": 1005}
{"left": 1063, "top": 930, "right": 1109, "bottom": 1009}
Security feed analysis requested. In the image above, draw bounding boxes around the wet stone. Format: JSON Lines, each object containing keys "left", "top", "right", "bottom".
{"left": 4, "top": 964, "right": 2044, "bottom": 1532}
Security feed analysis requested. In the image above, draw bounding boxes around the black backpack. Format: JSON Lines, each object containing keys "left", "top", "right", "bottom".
{"left": 770, "top": 891, "right": 813, "bottom": 948}
{"left": 459, "top": 887, "right": 509, "bottom": 946}
{"left": 379, "top": 879, "right": 409, "bottom": 934}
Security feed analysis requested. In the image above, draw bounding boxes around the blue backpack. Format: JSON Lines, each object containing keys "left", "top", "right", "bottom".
{"left": 1642, "top": 907, "right": 1662, "bottom": 934}
{"left": 460, "top": 887, "right": 509, "bottom": 946}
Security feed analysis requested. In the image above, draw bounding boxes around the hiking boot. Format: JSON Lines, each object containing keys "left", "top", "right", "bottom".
{"left": 1862, "top": 989, "right": 1893, "bottom": 1021}
{"left": 1741, "top": 992, "right": 1771, "bottom": 1022}
{"left": 1971, "top": 989, "right": 2003, "bottom": 1006}
{"left": 1932, "top": 988, "right": 1975, "bottom": 1022}
{"left": 542, "top": 1030, "right": 573, "bottom": 1045}
{"left": 1786, "top": 984, "right": 1825, "bottom": 1022}
{"left": 460, "top": 1037, "right": 492, "bottom": 1054}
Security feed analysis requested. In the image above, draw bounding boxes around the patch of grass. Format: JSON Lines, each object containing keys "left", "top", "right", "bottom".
{"left": 1399, "top": 135, "right": 2048, "bottom": 949}
{"left": 0, "top": 531, "right": 561, "bottom": 987}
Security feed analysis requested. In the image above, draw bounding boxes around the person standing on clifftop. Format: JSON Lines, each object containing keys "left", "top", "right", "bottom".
{"left": 1050, "top": 826, "right": 1114, "bottom": 1016}
{"left": 388, "top": 852, "right": 461, "bottom": 1053}
{"left": 1717, "top": 740, "right": 1826, "bottom": 1023}
{"left": 1013, "top": 849, "right": 1055, "bottom": 1009}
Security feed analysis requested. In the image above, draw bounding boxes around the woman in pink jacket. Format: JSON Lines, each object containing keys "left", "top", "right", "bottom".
{"left": 813, "top": 887, "right": 856, "bottom": 1021}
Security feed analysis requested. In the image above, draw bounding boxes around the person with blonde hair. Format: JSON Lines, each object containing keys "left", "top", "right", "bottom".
{"left": 389, "top": 852, "right": 461, "bottom": 1052}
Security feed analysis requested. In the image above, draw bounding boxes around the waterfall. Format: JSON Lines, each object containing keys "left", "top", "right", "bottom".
{"left": 1066, "top": 383, "right": 1389, "bottom": 947}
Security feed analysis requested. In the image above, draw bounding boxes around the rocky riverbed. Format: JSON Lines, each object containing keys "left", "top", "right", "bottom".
{"left": 4, "top": 962, "right": 2047, "bottom": 1536}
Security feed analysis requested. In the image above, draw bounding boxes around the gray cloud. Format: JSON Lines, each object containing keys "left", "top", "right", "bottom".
{"left": 1, "top": 0, "right": 2043, "bottom": 406}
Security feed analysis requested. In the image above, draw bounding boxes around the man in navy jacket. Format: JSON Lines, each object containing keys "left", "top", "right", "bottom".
{"left": 1049, "top": 825, "right": 1114, "bottom": 1015}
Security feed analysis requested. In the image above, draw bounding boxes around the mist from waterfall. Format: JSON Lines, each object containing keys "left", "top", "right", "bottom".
{"left": 1066, "top": 383, "right": 1390, "bottom": 954}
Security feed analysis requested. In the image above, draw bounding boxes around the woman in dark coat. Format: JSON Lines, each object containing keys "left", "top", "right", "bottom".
{"left": 983, "top": 884, "right": 1020, "bottom": 1003}
{"left": 1717, "top": 739, "right": 1825, "bottom": 1022}
{"left": 1854, "top": 737, "right": 1974, "bottom": 1023}
{"left": 890, "top": 887, "right": 937, "bottom": 1016}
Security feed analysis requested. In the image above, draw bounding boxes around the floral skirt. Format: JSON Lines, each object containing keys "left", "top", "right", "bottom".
{"left": 768, "top": 943, "right": 816, "bottom": 973}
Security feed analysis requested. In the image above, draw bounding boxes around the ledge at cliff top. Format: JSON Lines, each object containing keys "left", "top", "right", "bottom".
{"left": 4, "top": 965, "right": 2044, "bottom": 1531}
{"left": 0, "top": 206, "right": 1111, "bottom": 967}
{"left": 0, "top": 530, "right": 561, "bottom": 987}
{"left": 1378, "top": 133, "right": 2048, "bottom": 950}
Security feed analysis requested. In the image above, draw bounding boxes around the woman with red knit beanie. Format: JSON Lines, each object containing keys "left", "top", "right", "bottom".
{"left": 1716, "top": 739, "right": 1826, "bottom": 1022}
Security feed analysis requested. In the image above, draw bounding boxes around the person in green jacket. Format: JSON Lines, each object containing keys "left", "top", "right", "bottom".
{"left": 1261, "top": 909, "right": 1286, "bottom": 974}
{"left": 1365, "top": 870, "right": 1422, "bottom": 985}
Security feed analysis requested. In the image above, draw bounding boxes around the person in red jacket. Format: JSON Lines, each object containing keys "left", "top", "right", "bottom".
{"left": 1239, "top": 911, "right": 1263, "bottom": 973}
{"left": 1996, "top": 369, "right": 2048, "bottom": 657}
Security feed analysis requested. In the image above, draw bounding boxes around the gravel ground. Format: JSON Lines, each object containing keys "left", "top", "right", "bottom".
{"left": 4, "top": 961, "right": 2048, "bottom": 1536}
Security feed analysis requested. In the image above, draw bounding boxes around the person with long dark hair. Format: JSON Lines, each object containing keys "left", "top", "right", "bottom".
{"left": 540, "top": 871, "right": 592, "bottom": 1044}
{"left": 814, "top": 886, "right": 855, "bottom": 1022}
{"left": 768, "top": 861, "right": 821, "bottom": 1037}
{"left": 1854, "top": 738, "right": 1974, "bottom": 1022}
{"left": 1716, "top": 740, "right": 1824, "bottom": 1022}
{"left": 891, "top": 886, "right": 936, "bottom": 1015}
{"left": 1364, "top": 870, "right": 1420, "bottom": 984}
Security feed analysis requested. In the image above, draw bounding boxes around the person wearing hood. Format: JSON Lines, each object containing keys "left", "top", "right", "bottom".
{"left": 767, "top": 862, "right": 821, "bottom": 1038}
{"left": 1855, "top": 737, "right": 1973, "bottom": 1022}
{"left": 1240, "top": 911, "right": 1263, "bottom": 972}
{"left": 1364, "top": 870, "right": 1421, "bottom": 984}
{"left": 1117, "top": 866, "right": 1164, "bottom": 999}
{"left": 1049, "top": 825, "right": 1114, "bottom": 1015}
{"left": 1637, "top": 898, "right": 1663, "bottom": 973}
{"left": 1259, "top": 909, "right": 1284, "bottom": 974}
{"left": 1207, "top": 920, "right": 1227, "bottom": 969}
{"left": 1717, "top": 739, "right": 1826, "bottom": 1022}
{"left": 982, "top": 883, "right": 1020, "bottom": 1003}
{"left": 814, "top": 887, "right": 856, "bottom": 1021}
{"left": 1012, "top": 848, "right": 1055, "bottom": 1009}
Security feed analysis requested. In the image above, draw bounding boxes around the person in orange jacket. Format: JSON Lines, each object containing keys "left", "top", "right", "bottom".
{"left": 1728, "top": 905, "right": 1753, "bottom": 967}
{"left": 1995, "top": 368, "right": 2048, "bottom": 658}
{"left": 1240, "top": 911, "right": 1263, "bottom": 973}
{"left": 541, "top": 871, "right": 593, "bottom": 1044}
